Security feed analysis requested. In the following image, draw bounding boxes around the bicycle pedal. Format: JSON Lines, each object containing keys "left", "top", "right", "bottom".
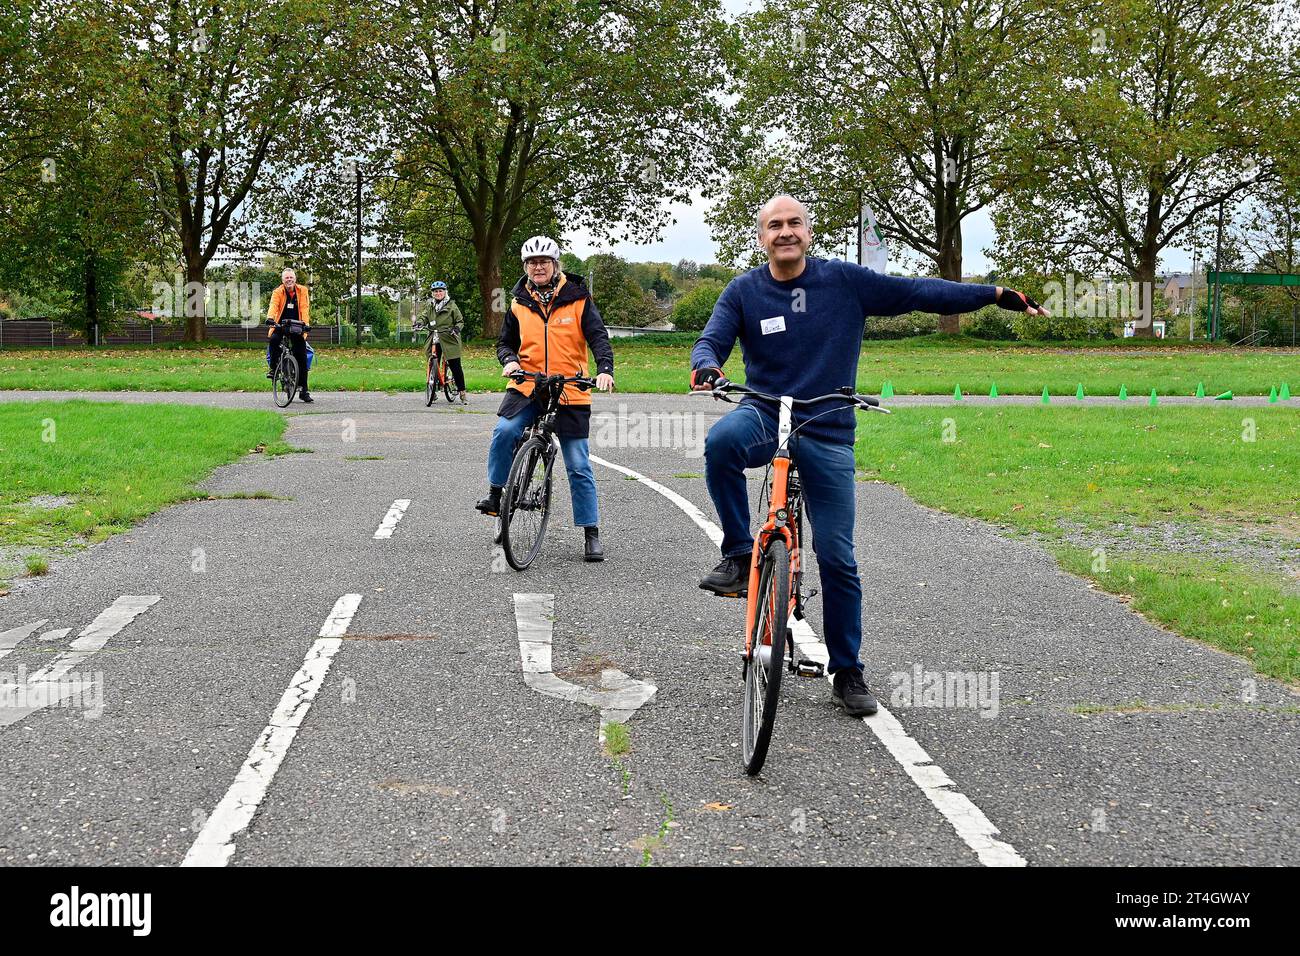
{"left": 794, "top": 659, "right": 824, "bottom": 678}
{"left": 710, "top": 589, "right": 747, "bottom": 599}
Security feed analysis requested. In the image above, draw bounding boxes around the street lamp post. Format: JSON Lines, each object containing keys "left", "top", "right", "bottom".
{"left": 354, "top": 160, "right": 362, "bottom": 348}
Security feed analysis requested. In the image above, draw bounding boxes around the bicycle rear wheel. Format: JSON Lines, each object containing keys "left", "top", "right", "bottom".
{"left": 500, "top": 437, "right": 555, "bottom": 570}
{"left": 742, "top": 541, "right": 789, "bottom": 776}
{"left": 273, "top": 353, "right": 298, "bottom": 408}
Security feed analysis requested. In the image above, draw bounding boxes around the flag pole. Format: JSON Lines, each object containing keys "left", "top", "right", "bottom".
{"left": 856, "top": 189, "right": 864, "bottom": 265}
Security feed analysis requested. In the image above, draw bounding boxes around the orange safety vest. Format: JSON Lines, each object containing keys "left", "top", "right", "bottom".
{"left": 508, "top": 274, "right": 595, "bottom": 407}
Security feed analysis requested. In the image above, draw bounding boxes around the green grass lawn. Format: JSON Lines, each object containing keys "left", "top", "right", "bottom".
{"left": 855, "top": 405, "right": 1300, "bottom": 681}
{"left": 0, "top": 400, "right": 285, "bottom": 589}
{"left": 1, "top": 335, "right": 1296, "bottom": 395}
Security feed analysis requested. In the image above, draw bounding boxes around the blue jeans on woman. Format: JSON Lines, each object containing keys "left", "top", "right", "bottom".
{"left": 488, "top": 404, "right": 599, "bottom": 528}
{"left": 703, "top": 403, "right": 863, "bottom": 675}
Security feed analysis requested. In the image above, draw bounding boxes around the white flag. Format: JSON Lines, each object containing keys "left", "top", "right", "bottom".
{"left": 860, "top": 204, "right": 888, "bottom": 273}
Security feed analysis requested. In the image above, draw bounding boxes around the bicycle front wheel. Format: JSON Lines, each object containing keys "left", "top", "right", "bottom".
{"left": 500, "top": 437, "right": 554, "bottom": 571}
{"left": 442, "top": 360, "right": 458, "bottom": 403}
{"left": 273, "top": 353, "right": 299, "bottom": 408}
{"left": 742, "top": 541, "right": 789, "bottom": 776}
{"left": 425, "top": 363, "right": 436, "bottom": 406}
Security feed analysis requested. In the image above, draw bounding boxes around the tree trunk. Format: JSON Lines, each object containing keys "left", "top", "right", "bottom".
{"left": 84, "top": 252, "right": 98, "bottom": 345}
{"left": 1131, "top": 257, "right": 1158, "bottom": 339}
{"left": 935, "top": 184, "right": 964, "bottom": 335}
{"left": 478, "top": 251, "right": 505, "bottom": 340}
{"left": 936, "top": 231, "right": 963, "bottom": 335}
{"left": 184, "top": 256, "right": 207, "bottom": 342}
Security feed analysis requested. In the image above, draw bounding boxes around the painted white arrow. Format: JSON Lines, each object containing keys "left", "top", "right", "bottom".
{"left": 512, "top": 592, "right": 656, "bottom": 741}
{"left": 0, "top": 619, "right": 48, "bottom": 662}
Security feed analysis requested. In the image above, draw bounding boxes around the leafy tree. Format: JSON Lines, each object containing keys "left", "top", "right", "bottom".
{"left": 718, "top": 0, "right": 1053, "bottom": 332}
{"left": 992, "top": 0, "right": 1296, "bottom": 337}
{"left": 0, "top": 2, "right": 160, "bottom": 337}
{"left": 355, "top": 0, "right": 729, "bottom": 337}
{"left": 671, "top": 278, "right": 725, "bottom": 332}
{"left": 344, "top": 294, "right": 393, "bottom": 339}
{"left": 118, "top": 0, "right": 358, "bottom": 340}
{"left": 585, "top": 253, "right": 661, "bottom": 326}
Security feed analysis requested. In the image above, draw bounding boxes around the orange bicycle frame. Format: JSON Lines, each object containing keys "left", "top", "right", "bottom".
{"left": 743, "top": 453, "right": 801, "bottom": 652}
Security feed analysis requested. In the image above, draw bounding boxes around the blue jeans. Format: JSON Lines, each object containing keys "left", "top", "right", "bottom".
{"left": 703, "top": 405, "right": 863, "bottom": 675}
{"left": 488, "top": 404, "right": 599, "bottom": 528}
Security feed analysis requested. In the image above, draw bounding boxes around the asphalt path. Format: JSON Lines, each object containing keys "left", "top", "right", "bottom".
{"left": 1, "top": 389, "right": 1296, "bottom": 865}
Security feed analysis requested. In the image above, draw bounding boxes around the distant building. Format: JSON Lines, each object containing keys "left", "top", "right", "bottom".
{"left": 1163, "top": 273, "right": 1201, "bottom": 314}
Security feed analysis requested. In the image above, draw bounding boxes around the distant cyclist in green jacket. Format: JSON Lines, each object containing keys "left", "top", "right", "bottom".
{"left": 421, "top": 281, "right": 468, "bottom": 404}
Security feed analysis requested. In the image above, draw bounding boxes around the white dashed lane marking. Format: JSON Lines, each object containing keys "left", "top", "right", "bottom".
{"left": 182, "top": 594, "right": 362, "bottom": 867}
{"left": 373, "top": 499, "right": 411, "bottom": 539}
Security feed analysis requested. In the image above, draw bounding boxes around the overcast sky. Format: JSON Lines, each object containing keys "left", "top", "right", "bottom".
{"left": 569, "top": 0, "right": 1195, "bottom": 275}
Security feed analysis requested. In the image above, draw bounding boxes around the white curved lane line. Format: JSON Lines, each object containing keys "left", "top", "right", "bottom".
{"left": 589, "top": 453, "right": 1027, "bottom": 868}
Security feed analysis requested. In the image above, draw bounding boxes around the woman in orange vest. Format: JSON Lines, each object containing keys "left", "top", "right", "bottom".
{"left": 475, "top": 236, "right": 615, "bottom": 561}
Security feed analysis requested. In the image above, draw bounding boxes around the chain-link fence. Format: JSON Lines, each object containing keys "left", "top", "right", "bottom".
{"left": 0, "top": 320, "right": 348, "bottom": 348}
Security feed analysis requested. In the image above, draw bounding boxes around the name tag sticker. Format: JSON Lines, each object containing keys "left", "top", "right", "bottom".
{"left": 761, "top": 315, "right": 786, "bottom": 335}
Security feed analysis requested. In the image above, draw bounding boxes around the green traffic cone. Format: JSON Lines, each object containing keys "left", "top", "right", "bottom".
{"left": 1119, "top": 384, "right": 1128, "bottom": 401}
{"left": 1214, "top": 390, "right": 1233, "bottom": 401}
{"left": 881, "top": 380, "right": 894, "bottom": 399}
{"left": 1282, "top": 382, "right": 1292, "bottom": 400}
{"left": 1075, "top": 383, "right": 1085, "bottom": 400}
{"left": 953, "top": 384, "right": 963, "bottom": 401}
{"left": 1269, "top": 385, "right": 1278, "bottom": 403}
{"left": 1041, "top": 386, "right": 1051, "bottom": 404}
{"left": 1149, "top": 388, "right": 1158, "bottom": 406}
{"left": 989, "top": 382, "right": 999, "bottom": 398}
{"left": 1195, "top": 382, "right": 1205, "bottom": 398}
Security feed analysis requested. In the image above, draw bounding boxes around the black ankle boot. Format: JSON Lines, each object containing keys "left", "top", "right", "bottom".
{"left": 476, "top": 486, "right": 503, "bottom": 516}
{"left": 583, "top": 526, "right": 604, "bottom": 562}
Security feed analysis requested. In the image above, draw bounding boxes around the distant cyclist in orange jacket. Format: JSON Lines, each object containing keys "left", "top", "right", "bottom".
{"left": 265, "top": 268, "right": 313, "bottom": 403}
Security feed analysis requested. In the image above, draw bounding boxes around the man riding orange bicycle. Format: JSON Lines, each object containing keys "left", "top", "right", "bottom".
{"left": 691, "top": 194, "right": 1047, "bottom": 719}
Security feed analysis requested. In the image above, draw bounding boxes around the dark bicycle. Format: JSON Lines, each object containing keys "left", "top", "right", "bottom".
{"left": 498, "top": 371, "right": 596, "bottom": 570}
{"left": 271, "top": 319, "right": 304, "bottom": 408}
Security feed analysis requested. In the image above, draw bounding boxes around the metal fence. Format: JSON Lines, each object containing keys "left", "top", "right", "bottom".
{"left": 0, "top": 320, "right": 347, "bottom": 348}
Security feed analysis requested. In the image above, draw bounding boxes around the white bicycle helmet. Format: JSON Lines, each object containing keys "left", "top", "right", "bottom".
{"left": 520, "top": 235, "right": 561, "bottom": 262}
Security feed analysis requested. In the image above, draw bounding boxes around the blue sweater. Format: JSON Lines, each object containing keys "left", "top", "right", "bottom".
{"left": 691, "top": 257, "right": 997, "bottom": 445}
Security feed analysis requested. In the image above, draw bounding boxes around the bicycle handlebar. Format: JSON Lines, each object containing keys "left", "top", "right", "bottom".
{"left": 509, "top": 370, "right": 597, "bottom": 392}
{"left": 702, "top": 378, "right": 890, "bottom": 413}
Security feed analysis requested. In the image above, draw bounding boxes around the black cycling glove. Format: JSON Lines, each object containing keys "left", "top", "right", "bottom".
{"left": 691, "top": 366, "right": 723, "bottom": 389}
{"left": 996, "top": 288, "right": 1043, "bottom": 312}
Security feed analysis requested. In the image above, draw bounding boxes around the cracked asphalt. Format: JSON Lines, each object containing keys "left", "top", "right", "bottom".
{"left": 1, "top": 389, "right": 1297, "bottom": 866}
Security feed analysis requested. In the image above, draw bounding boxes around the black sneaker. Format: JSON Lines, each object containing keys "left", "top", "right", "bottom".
{"left": 699, "top": 555, "right": 747, "bottom": 597}
{"left": 583, "top": 526, "right": 604, "bottom": 562}
{"left": 266, "top": 370, "right": 274, "bottom": 379}
{"left": 832, "top": 668, "right": 879, "bottom": 718}
{"left": 298, "top": 391, "right": 314, "bottom": 403}
{"left": 476, "top": 486, "right": 503, "bottom": 516}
